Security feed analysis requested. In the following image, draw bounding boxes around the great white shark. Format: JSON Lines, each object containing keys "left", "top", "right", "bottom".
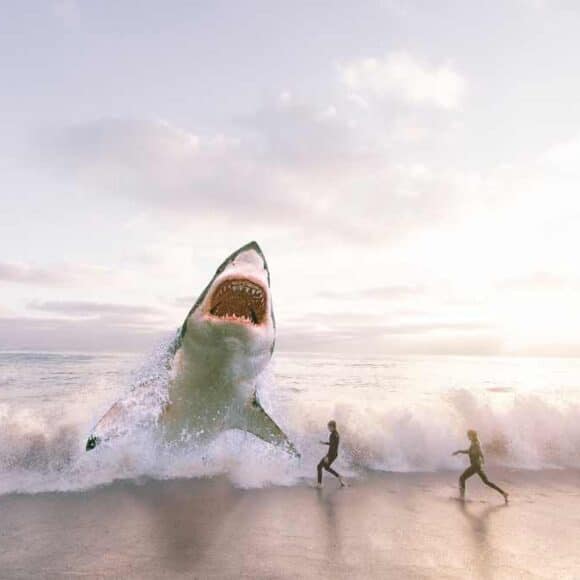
{"left": 86, "top": 241, "right": 298, "bottom": 456}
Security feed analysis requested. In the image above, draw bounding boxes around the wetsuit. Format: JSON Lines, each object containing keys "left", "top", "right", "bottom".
{"left": 317, "top": 430, "right": 341, "bottom": 484}
{"left": 459, "top": 440, "right": 506, "bottom": 497}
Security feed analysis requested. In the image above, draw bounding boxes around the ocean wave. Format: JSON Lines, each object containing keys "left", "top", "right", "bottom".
{"left": 1, "top": 383, "right": 580, "bottom": 496}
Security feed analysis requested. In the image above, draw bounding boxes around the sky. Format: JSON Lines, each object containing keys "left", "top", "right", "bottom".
{"left": 2, "top": 0, "right": 580, "bottom": 356}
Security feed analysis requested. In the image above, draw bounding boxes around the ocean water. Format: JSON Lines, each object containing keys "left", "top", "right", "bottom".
{"left": 1, "top": 348, "right": 580, "bottom": 496}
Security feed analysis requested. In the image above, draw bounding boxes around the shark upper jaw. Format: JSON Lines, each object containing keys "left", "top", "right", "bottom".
{"left": 186, "top": 242, "right": 274, "bottom": 334}
{"left": 206, "top": 275, "right": 267, "bottom": 326}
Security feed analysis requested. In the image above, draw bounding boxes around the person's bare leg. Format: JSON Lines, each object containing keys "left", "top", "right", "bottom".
{"left": 459, "top": 466, "right": 477, "bottom": 499}
{"left": 316, "top": 459, "right": 325, "bottom": 488}
{"left": 479, "top": 470, "right": 508, "bottom": 503}
{"left": 324, "top": 464, "right": 345, "bottom": 487}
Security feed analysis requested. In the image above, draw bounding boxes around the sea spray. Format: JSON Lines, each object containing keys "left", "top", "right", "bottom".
{"left": 1, "top": 350, "right": 580, "bottom": 495}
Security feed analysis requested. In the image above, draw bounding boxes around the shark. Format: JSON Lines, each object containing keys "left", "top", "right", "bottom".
{"left": 85, "top": 241, "right": 298, "bottom": 456}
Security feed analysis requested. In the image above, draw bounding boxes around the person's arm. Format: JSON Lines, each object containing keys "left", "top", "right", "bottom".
{"left": 319, "top": 440, "right": 329, "bottom": 445}
{"left": 452, "top": 449, "right": 469, "bottom": 456}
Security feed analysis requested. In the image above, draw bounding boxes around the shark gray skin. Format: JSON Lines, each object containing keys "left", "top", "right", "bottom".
{"left": 86, "top": 241, "right": 299, "bottom": 456}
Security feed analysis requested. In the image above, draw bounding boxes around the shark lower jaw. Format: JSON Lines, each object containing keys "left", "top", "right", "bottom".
{"left": 206, "top": 277, "right": 268, "bottom": 326}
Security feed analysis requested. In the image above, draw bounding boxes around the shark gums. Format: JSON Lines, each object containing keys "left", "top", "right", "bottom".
{"left": 86, "top": 241, "right": 298, "bottom": 456}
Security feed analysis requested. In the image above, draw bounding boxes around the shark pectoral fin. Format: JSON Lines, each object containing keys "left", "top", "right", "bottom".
{"left": 235, "top": 398, "right": 300, "bottom": 458}
{"left": 84, "top": 400, "right": 130, "bottom": 452}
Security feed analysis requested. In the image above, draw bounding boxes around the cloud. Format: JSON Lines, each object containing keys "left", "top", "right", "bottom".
{"left": 0, "top": 316, "right": 166, "bottom": 352}
{"left": 500, "top": 272, "right": 579, "bottom": 291}
{"left": 319, "top": 284, "right": 425, "bottom": 300}
{"left": 277, "top": 320, "right": 499, "bottom": 355}
{"left": 0, "top": 312, "right": 499, "bottom": 356}
{"left": 339, "top": 52, "right": 466, "bottom": 110}
{"left": 45, "top": 117, "right": 329, "bottom": 228}
{"left": 0, "top": 262, "right": 65, "bottom": 285}
{"left": 346, "top": 93, "right": 369, "bottom": 110}
{"left": 247, "top": 92, "right": 361, "bottom": 169}
{"left": 28, "top": 300, "right": 164, "bottom": 319}
{"left": 541, "top": 135, "right": 580, "bottom": 176}
{"left": 43, "top": 112, "right": 473, "bottom": 244}
{"left": 288, "top": 311, "right": 489, "bottom": 334}
{"left": 0, "top": 262, "right": 107, "bottom": 286}
{"left": 51, "top": 0, "right": 81, "bottom": 27}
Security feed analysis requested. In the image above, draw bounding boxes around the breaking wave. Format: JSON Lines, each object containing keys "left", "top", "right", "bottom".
{"left": 1, "top": 348, "right": 580, "bottom": 496}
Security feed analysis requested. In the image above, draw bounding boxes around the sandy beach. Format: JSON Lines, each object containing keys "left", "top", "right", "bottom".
{"left": 4, "top": 0, "right": 580, "bottom": 577}
{"left": 2, "top": 469, "right": 580, "bottom": 579}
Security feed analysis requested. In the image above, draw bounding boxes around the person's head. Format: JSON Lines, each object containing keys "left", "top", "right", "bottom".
{"left": 467, "top": 429, "right": 478, "bottom": 442}
{"left": 328, "top": 420, "right": 337, "bottom": 432}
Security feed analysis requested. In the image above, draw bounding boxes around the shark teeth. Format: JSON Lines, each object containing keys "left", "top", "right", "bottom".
{"left": 209, "top": 278, "right": 266, "bottom": 324}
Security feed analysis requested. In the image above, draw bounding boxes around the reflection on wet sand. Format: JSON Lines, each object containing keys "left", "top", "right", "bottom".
{"left": 316, "top": 487, "right": 344, "bottom": 564}
{"left": 129, "top": 477, "right": 242, "bottom": 573}
{"left": 1, "top": 470, "right": 580, "bottom": 579}
{"left": 457, "top": 500, "right": 507, "bottom": 580}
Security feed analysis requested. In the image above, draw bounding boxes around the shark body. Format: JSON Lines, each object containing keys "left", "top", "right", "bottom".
{"left": 86, "top": 241, "right": 298, "bottom": 455}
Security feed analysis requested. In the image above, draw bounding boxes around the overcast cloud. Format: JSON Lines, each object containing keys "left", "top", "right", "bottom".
{"left": 2, "top": 1, "right": 580, "bottom": 355}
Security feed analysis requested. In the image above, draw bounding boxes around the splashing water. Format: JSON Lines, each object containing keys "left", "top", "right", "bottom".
{"left": 1, "top": 348, "right": 580, "bottom": 495}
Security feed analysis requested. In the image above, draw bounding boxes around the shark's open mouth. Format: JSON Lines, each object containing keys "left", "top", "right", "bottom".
{"left": 209, "top": 278, "right": 266, "bottom": 325}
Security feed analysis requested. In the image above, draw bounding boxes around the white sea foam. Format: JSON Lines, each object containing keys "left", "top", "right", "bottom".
{"left": 1, "top": 350, "right": 580, "bottom": 495}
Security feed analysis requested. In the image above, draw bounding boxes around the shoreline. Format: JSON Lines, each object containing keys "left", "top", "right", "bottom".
{"left": 1, "top": 469, "right": 579, "bottom": 579}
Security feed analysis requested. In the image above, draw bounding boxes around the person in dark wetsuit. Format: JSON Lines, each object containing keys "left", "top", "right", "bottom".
{"left": 316, "top": 420, "right": 345, "bottom": 488}
{"left": 452, "top": 429, "right": 508, "bottom": 503}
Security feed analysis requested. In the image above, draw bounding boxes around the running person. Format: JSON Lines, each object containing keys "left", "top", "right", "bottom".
{"left": 452, "top": 429, "right": 508, "bottom": 503}
{"left": 317, "top": 420, "right": 345, "bottom": 488}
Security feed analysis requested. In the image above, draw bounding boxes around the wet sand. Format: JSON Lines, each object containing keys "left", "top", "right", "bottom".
{"left": 1, "top": 469, "right": 580, "bottom": 579}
